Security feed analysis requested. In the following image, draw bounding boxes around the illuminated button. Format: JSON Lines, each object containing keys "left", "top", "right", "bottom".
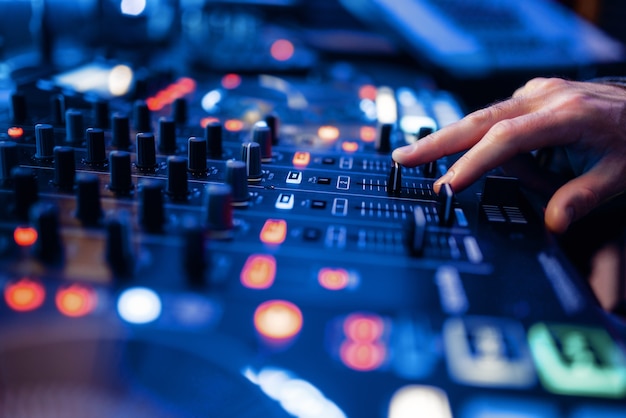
{"left": 341, "top": 141, "right": 359, "bottom": 152}
{"left": 56, "top": 284, "right": 97, "bottom": 317}
{"left": 388, "top": 385, "right": 452, "bottom": 418}
{"left": 528, "top": 322, "right": 626, "bottom": 398}
{"left": 13, "top": 226, "right": 38, "bottom": 247}
{"left": 292, "top": 151, "right": 310, "bottom": 167}
{"left": 260, "top": 219, "right": 287, "bottom": 245}
{"left": 340, "top": 341, "right": 386, "bottom": 371}
{"left": 286, "top": 171, "right": 302, "bottom": 184}
{"left": 318, "top": 268, "right": 350, "bottom": 290}
{"left": 5, "top": 278, "right": 45, "bottom": 312}
{"left": 443, "top": 316, "right": 536, "bottom": 388}
{"left": 221, "top": 73, "right": 242, "bottom": 89}
{"left": 275, "top": 193, "right": 294, "bottom": 210}
{"left": 270, "top": 39, "right": 295, "bottom": 61}
{"left": 254, "top": 300, "right": 303, "bottom": 341}
{"left": 240, "top": 254, "right": 276, "bottom": 289}
{"left": 344, "top": 313, "right": 385, "bottom": 342}
{"left": 360, "top": 126, "right": 377, "bottom": 143}
{"left": 318, "top": 126, "right": 339, "bottom": 142}
{"left": 117, "top": 287, "right": 162, "bottom": 324}
{"left": 8, "top": 126, "right": 24, "bottom": 139}
{"left": 225, "top": 119, "right": 244, "bottom": 132}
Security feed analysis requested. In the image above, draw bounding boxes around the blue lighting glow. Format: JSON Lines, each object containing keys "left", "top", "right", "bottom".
{"left": 120, "top": 0, "right": 146, "bottom": 16}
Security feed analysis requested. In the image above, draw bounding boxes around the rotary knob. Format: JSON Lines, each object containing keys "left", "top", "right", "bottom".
{"left": 241, "top": 142, "right": 262, "bottom": 181}
{"left": 187, "top": 136, "right": 207, "bottom": 174}
{"left": 225, "top": 159, "right": 250, "bottom": 206}
{"left": 158, "top": 117, "right": 177, "bottom": 155}
{"left": 108, "top": 150, "right": 133, "bottom": 194}
{"left": 30, "top": 202, "right": 63, "bottom": 264}
{"left": 12, "top": 167, "right": 38, "bottom": 222}
{"left": 252, "top": 123, "right": 272, "bottom": 162}
{"left": 133, "top": 99, "right": 152, "bottom": 133}
{"left": 205, "top": 121, "right": 223, "bottom": 159}
{"left": 0, "top": 141, "right": 19, "bottom": 182}
{"left": 376, "top": 123, "right": 393, "bottom": 154}
{"left": 53, "top": 146, "right": 76, "bottom": 190}
{"left": 34, "top": 124, "right": 55, "bottom": 160}
{"left": 139, "top": 180, "right": 165, "bottom": 233}
{"left": 85, "top": 128, "right": 107, "bottom": 165}
{"left": 205, "top": 183, "right": 233, "bottom": 238}
{"left": 135, "top": 132, "right": 157, "bottom": 170}
{"left": 111, "top": 113, "right": 131, "bottom": 149}
{"left": 75, "top": 173, "right": 103, "bottom": 226}
{"left": 166, "top": 156, "right": 189, "bottom": 200}
{"left": 65, "top": 109, "right": 84, "bottom": 144}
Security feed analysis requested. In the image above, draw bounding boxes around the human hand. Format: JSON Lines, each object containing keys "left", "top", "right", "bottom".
{"left": 392, "top": 77, "right": 626, "bottom": 233}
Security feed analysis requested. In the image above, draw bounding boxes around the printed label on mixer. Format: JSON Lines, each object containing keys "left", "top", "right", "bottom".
{"left": 336, "top": 176, "right": 351, "bottom": 190}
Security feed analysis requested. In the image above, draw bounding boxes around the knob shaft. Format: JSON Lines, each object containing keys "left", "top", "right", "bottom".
{"left": 166, "top": 156, "right": 189, "bottom": 200}
{"left": 85, "top": 128, "right": 107, "bottom": 164}
{"left": 133, "top": 100, "right": 152, "bottom": 133}
{"left": 387, "top": 159, "right": 402, "bottom": 196}
{"left": 75, "top": 173, "right": 103, "bottom": 226}
{"left": 205, "top": 121, "right": 223, "bottom": 159}
{"left": 31, "top": 202, "right": 63, "bottom": 264}
{"left": 35, "top": 124, "right": 55, "bottom": 160}
{"left": 205, "top": 183, "right": 233, "bottom": 238}
{"left": 139, "top": 180, "right": 165, "bottom": 232}
{"left": 10, "top": 92, "right": 27, "bottom": 123}
{"left": 135, "top": 132, "right": 157, "bottom": 169}
{"left": 172, "top": 97, "right": 188, "bottom": 125}
{"left": 265, "top": 113, "right": 279, "bottom": 145}
{"left": 65, "top": 109, "right": 84, "bottom": 144}
{"left": 105, "top": 212, "right": 134, "bottom": 277}
{"left": 252, "top": 124, "right": 272, "bottom": 162}
{"left": 53, "top": 146, "right": 76, "bottom": 190}
{"left": 437, "top": 183, "right": 454, "bottom": 226}
{"left": 225, "top": 159, "right": 250, "bottom": 205}
{"left": 241, "top": 142, "right": 262, "bottom": 181}
{"left": 108, "top": 150, "right": 133, "bottom": 194}
{"left": 111, "top": 113, "right": 131, "bottom": 149}
{"left": 92, "top": 99, "right": 110, "bottom": 129}
{"left": 187, "top": 136, "right": 207, "bottom": 174}
{"left": 158, "top": 117, "right": 177, "bottom": 154}
{"left": 50, "top": 95, "right": 65, "bottom": 125}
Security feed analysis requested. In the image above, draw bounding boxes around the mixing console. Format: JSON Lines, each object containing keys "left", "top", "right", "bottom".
{"left": 0, "top": 61, "right": 625, "bottom": 417}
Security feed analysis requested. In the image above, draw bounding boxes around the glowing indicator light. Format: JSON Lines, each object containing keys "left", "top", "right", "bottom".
{"left": 241, "top": 254, "right": 277, "bottom": 289}
{"left": 359, "top": 84, "right": 378, "bottom": 101}
{"left": 7, "top": 127, "right": 23, "bottom": 138}
{"left": 360, "top": 126, "right": 377, "bottom": 143}
{"left": 341, "top": 141, "right": 359, "bottom": 152}
{"left": 270, "top": 39, "right": 295, "bottom": 61}
{"left": 254, "top": 300, "right": 303, "bottom": 341}
{"left": 200, "top": 117, "right": 220, "bottom": 128}
{"left": 292, "top": 151, "right": 310, "bottom": 167}
{"left": 117, "top": 287, "right": 162, "bottom": 324}
{"left": 120, "top": 0, "right": 146, "bottom": 16}
{"left": 5, "top": 278, "right": 45, "bottom": 312}
{"left": 376, "top": 86, "right": 398, "bottom": 124}
{"left": 108, "top": 65, "right": 134, "bottom": 97}
{"left": 318, "top": 268, "right": 350, "bottom": 290}
{"left": 221, "top": 73, "right": 242, "bottom": 89}
{"left": 318, "top": 126, "right": 340, "bottom": 142}
{"left": 224, "top": 119, "right": 244, "bottom": 132}
{"left": 260, "top": 219, "right": 287, "bottom": 245}
{"left": 340, "top": 341, "right": 386, "bottom": 371}
{"left": 13, "top": 226, "right": 38, "bottom": 247}
{"left": 388, "top": 385, "right": 452, "bottom": 418}
{"left": 344, "top": 313, "right": 385, "bottom": 342}
{"left": 147, "top": 77, "right": 196, "bottom": 111}
{"left": 56, "top": 284, "right": 97, "bottom": 318}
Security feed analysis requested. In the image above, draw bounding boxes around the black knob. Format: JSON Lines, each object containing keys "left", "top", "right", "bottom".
{"left": 172, "top": 97, "right": 188, "bottom": 125}
{"left": 35, "top": 124, "right": 55, "bottom": 160}
{"left": 75, "top": 173, "right": 103, "bottom": 226}
{"left": 187, "top": 136, "right": 207, "bottom": 174}
{"left": 85, "top": 128, "right": 107, "bottom": 164}
{"left": 12, "top": 167, "right": 38, "bottom": 221}
{"left": 10, "top": 92, "right": 27, "bottom": 123}
{"left": 105, "top": 212, "right": 134, "bottom": 277}
{"left": 166, "top": 156, "right": 189, "bottom": 200}
{"left": 0, "top": 141, "right": 19, "bottom": 181}
{"left": 158, "top": 117, "right": 177, "bottom": 154}
{"left": 181, "top": 219, "right": 207, "bottom": 285}
{"left": 265, "top": 113, "right": 279, "bottom": 145}
{"left": 387, "top": 159, "right": 402, "bottom": 196}
{"left": 205, "top": 183, "right": 233, "bottom": 237}
{"left": 65, "top": 109, "right": 84, "bottom": 144}
{"left": 406, "top": 205, "right": 427, "bottom": 256}
{"left": 50, "top": 94, "right": 65, "bottom": 125}
{"left": 376, "top": 123, "right": 392, "bottom": 154}
{"left": 205, "top": 121, "right": 223, "bottom": 159}
{"left": 252, "top": 124, "right": 272, "bottom": 162}
{"left": 241, "top": 141, "right": 262, "bottom": 181}
{"left": 30, "top": 202, "right": 63, "bottom": 264}
{"left": 139, "top": 180, "right": 165, "bottom": 233}
{"left": 92, "top": 99, "right": 110, "bottom": 129}
{"left": 437, "top": 183, "right": 454, "bottom": 226}
{"left": 135, "top": 132, "right": 157, "bottom": 170}
{"left": 108, "top": 150, "right": 133, "bottom": 194}
{"left": 111, "top": 113, "right": 131, "bottom": 149}
{"left": 133, "top": 100, "right": 152, "bottom": 133}
{"left": 225, "top": 159, "right": 250, "bottom": 206}
{"left": 53, "top": 146, "right": 76, "bottom": 190}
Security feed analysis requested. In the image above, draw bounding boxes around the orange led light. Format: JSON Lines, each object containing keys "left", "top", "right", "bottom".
{"left": 221, "top": 73, "right": 242, "bottom": 90}
{"left": 224, "top": 119, "right": 244, "bottom": 132}
{"left": 292, "top": 151, "right": 310, "bottom": 167}
{"left": 318, "top": 268, "right": 350, "bottom": 290}
{"left": 340, "top": 341, "right": 386, "bottom": 371}
{"left": 200, "top": 117, "right": 220, "bottom": 128}
{"left": 241, "top": 254, "right": 277, "bottom": 289}
{"left": 342, "top": 141, "right": 359, "bottom": 152}
{"left": 145, "top": 78, "right": 197, "bottom": 111}
{"left": 8, "top": 127, "right": 24, "bottom": 138}
{"left": 254, "top": 300, "right": 303, "bottom": 341}
{"left": 5, "top": 278, "right": 45, "bottom": 312}
{"left": 358, "top": 84, "right": 378, "bottom": 101}
{"left": 13, "top": 226, "right": 38, "bottom": 247}
{"left": 318, "top": 126, "right": 340, "bottom": 142}
{"left": 344, "top": 313, "right": 385, "bottom": 342}
{"left": 56, "top": 284, "right": 97, "bottom": 318}
{"left": 270, "top": 39, "right": 295, "bottom": 62}
{"left": 360, "top": 126, "right": 377, "bottom": 143}
{"left": 260, "top": 219, "right": 287, "bottom": 245}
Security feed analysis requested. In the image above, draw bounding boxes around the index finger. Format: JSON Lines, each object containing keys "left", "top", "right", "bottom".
{"left": 392, "top": 97, "right": 531, "bottom": 167}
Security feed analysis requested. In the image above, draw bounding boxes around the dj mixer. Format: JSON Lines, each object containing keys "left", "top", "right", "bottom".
{"left": 0, "top": 59, "right": 626, "bottom": 418}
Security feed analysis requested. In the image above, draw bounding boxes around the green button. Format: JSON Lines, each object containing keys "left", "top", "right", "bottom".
{"left": 528, "top": 322, "right": 626, "bottom": 398}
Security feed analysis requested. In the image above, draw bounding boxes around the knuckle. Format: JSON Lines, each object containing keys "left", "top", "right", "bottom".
{"left": 485, "top": 119, "right": 516, "bottom": 144}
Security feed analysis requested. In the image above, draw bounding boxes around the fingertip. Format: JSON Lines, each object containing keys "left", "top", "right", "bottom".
{"left": 544, "top": 204, "right": 574, "bottom": 234}
{"left": 391, "top": 144, "right": 414, "bottom": 162}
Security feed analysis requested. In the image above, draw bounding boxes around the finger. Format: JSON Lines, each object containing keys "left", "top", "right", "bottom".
{"left": 433, "top": 109, "right": 575, "bottom": 193}
{"left": 544, "top": 159, "right": 626, "bottom": 233}
{"left": 392, "top": 97, "right": 531, "bottom": 167}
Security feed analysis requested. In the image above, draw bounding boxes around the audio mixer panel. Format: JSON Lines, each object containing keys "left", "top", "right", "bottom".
{"left": 0, "top": 62, "right": 625, "bottom": 417}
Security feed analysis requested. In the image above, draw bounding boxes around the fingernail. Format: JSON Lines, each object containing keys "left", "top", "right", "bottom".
{"left": 434, "top": 170, "right": 454, "bottom": 192}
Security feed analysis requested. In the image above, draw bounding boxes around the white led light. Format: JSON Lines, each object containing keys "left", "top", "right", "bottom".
{"left": 117, "top": 287, "right": 162, "bottom": 324}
